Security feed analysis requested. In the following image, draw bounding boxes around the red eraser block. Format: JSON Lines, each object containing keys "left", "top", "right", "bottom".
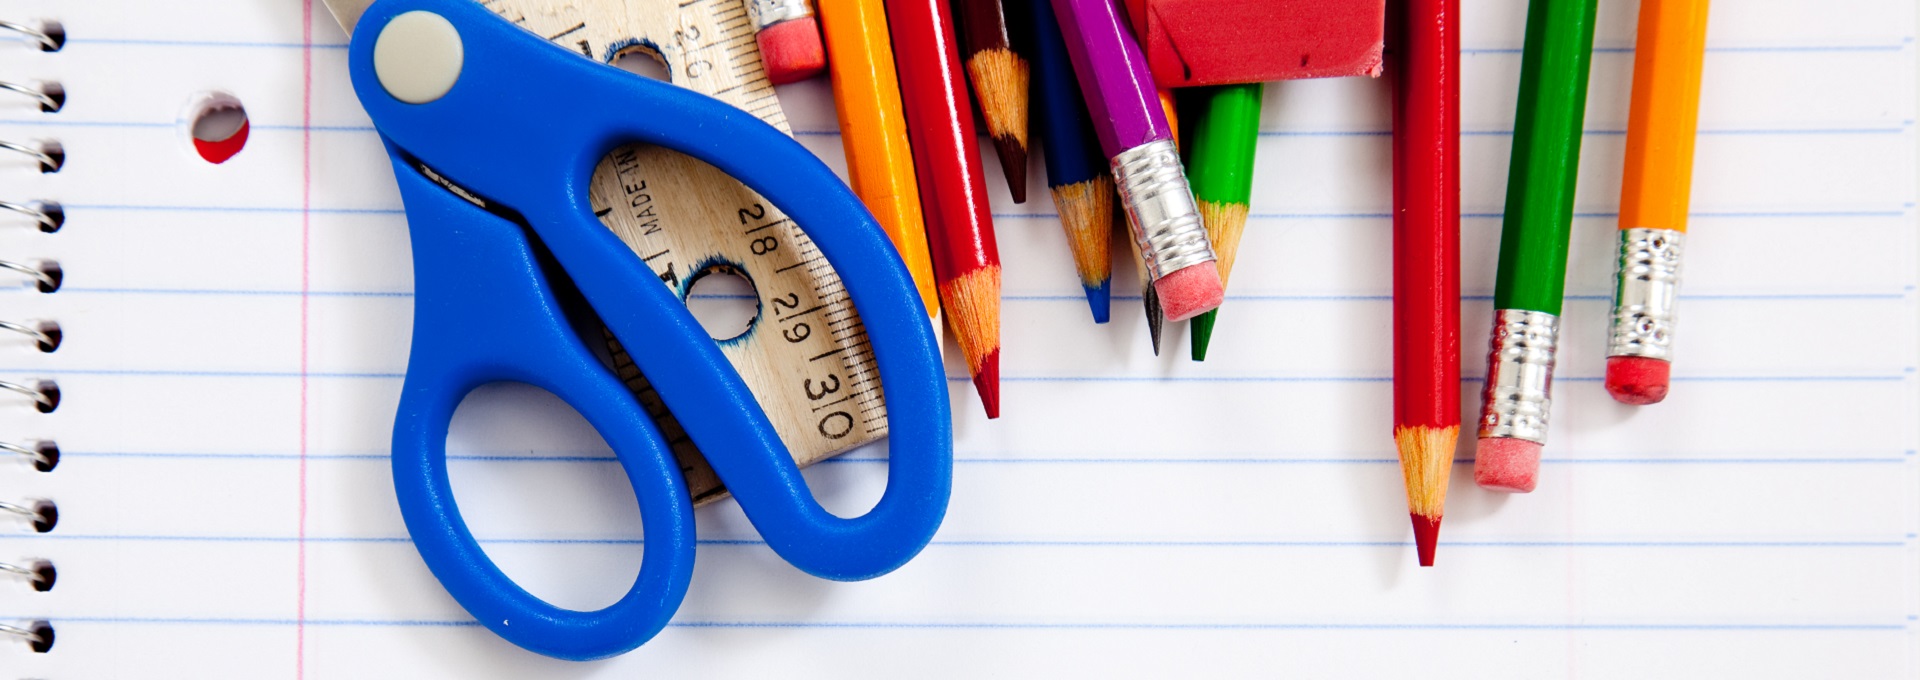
{"left": 1154, "top": 263, "right": 1224, "bottom": 322}
{"left": 758, "top": 17, "right": 826, "bottom": 85}
{"left": 1605, "top": 356, "right": 1671, "bottom": 405}
{"left": 1474, "top": 437, "right": 1541, "bottom": 493}
{"left": 1141, "top": 0, "right": 1385, "bottom": 87}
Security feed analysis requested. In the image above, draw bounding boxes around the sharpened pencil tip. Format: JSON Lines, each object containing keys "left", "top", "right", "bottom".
{"left": 1085, "top": 279, "right": 1111, "bottom": 324}
{"left": 1190, "top": 309, "right": 1217, "bottom": 361}
{"left": 973, "top": 348, "right": 1001, "bottom": 419}
{"left": 993, "top": 136, "right": 1030, "bottom": 203}
{"left": 1143, "top": 286, "right": 1164, "bottom": 356}
{"left": 1411, "top": 513, "right": 1441, "bottom": 567}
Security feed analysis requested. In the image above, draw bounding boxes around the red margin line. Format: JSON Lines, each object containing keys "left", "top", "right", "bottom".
{"left": 297, "top": 0, "right": 314, "bottom": 677}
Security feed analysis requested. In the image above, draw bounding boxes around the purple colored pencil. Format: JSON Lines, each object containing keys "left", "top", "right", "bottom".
{"left": 1049, "top": 0, "right": 1224, "bottom": 323}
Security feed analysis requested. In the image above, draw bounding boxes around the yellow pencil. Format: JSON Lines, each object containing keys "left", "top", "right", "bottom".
{"left": 818, "top": 0, "right": 942, "bottom": 328}
{"left": 1605, "top": 0, "right": 1710, "bottom": 406}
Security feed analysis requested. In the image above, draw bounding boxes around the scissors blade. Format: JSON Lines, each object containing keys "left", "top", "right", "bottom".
{"left": 320, "top": 0, "right": 374, "bottom": 36}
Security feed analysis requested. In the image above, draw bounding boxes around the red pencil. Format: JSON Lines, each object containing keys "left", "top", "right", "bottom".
{"left": 1390, "top": 0, "right": 1460, "bottom": 567}
{"left": 887, "top": 0, "right": 1003, "bottom": 418}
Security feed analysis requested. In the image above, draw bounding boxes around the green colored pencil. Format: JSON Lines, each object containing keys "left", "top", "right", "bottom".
{"left": 1473, "top": 0, "right": 1598, "bottom": 494}
{"left": 1185, "top": 83, "right": 1264, "bottom": 361}
{"left": 1494, "top": 0, "right": 1596, "bottom": 315}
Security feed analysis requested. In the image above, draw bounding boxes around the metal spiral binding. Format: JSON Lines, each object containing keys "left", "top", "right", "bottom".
{"left": 1, "top": 258, "right": 62, "bottom": 292}
{"left": 0, "top": 559, "right": 54, "bottom": 590}
{"left": 2, "top": 439, "right": 58, "bottom": 471}
{"left": 0, "top": 199, "right": 62, "bottom": 232}
{"left": 0, "top": 378, "right": 58, "bottom": 412}
{"left": 0, "top": 139, "right": 61, "bottom": 172}
{"left": 0, "top": 499, "right": 56, "bottom": 533}
{"left": 0, "top": 18, "right": 64, "bottom": 51}
{"left": 0, "top": 79, "right": 63, "bottom": 112}
{"left": 0, "top": 319, "right": 60, "bottom": 352}
{"left": 5, "top": 16, "right": 66, "bottom": 659}
{"left": 0, "top": 620, "right": 54, "bottom": 653}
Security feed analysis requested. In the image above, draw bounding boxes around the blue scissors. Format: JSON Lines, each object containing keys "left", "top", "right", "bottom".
{"left": 321, "top": 0, "right": 952, "bottom": 660}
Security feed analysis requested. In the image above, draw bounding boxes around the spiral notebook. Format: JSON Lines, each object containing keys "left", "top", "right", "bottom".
{"left": 4, "top": 0, "right": 1917, "bottom": 677}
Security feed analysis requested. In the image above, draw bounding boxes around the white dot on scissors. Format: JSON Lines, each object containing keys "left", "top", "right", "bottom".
{"left": 373, "top": 11, "right": 464, "bottom": 104}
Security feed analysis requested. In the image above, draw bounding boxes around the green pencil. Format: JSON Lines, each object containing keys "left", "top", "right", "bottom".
{"left": 1474, "top": 0, "right": 1598, "bottom": 494}
{"left": 1185, "top": 83, "right": 1264, "bottom": 361}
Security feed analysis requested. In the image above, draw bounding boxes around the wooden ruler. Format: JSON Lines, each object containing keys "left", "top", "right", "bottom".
{"left": 481, "top": 0, "right": 886, "bottom": 505}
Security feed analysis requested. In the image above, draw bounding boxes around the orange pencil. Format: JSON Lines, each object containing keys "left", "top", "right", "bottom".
{"left": 818, "top": 0, "right": 942, "bottom": 331}
{"left": 1605, "top": 0, "right": 1710, "bottom": 406}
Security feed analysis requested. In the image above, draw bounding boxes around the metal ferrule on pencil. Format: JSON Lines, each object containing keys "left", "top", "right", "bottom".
{"left": 1479, "top": 309, "right": 1558, "bottom": 443}
{"left": 1607, "top": 227, "right": 1684, "bottom": 360}
{"left": 1111, "top": 139, "right": 1216, "bottom": 280}
{"left": 747, "top": 0, "right": 813, "bottom": 28}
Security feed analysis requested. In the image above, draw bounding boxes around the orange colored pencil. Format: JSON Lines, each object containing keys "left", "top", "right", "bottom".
{"left": 1605, "top": 0, "right": 1710, "bottom": 406}
{"left": 818, "top": 0, "right": 942, "bottom": 330}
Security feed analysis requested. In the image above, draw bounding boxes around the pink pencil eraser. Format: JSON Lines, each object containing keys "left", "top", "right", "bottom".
{"left": 757, "top": 17, "right": 827, "bottom": 85}
{"left": 1141, "top": 0, "right": 1385, "bottom": 87}
{"left": 1475, "top": 437, "right": 1541, "bottom": 493}
{"left": 1154, "top": 263, "right": 1224, "bottom": 322}
{"left": 1605, "top": 356, "right": 1671, "bottom": 405}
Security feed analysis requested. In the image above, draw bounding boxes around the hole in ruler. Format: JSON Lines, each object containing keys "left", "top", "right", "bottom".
{"left": 182, "top": 91, "right": 249, "bottom": 164}
{"left": 683, "top": 262, "right": 760, "bottom": 342}
{"left": 612, "top": 45, "right": 671, "bottom": 83}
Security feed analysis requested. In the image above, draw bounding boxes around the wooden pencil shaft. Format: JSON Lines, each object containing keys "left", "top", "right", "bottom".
{"left": 1619, "top": 0, "right": 1710, "bottom": 235}
{"left": 1187, "top": 83, "right": 1262, "bottom": 206}
{"left": 818, "top": 0, "right": 941, "bottom": 319}
{"left": 1389, "top": 0, "right": 1461, "bottom": 430}
{"left": 1492, "top": 0, "right": 1597, "bottom": 315}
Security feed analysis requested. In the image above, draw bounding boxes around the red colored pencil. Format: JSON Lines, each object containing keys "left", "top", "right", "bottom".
{"left": 1389, "top": 0, "right": 1460, "bottom": 567}
{"left": 887, "top": 0, "right": 1003, "bottom": 418}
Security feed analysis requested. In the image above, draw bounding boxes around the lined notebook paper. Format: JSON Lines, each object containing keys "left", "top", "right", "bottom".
{"left": 3, "top": 0, "right": 1916, "bottom": 677}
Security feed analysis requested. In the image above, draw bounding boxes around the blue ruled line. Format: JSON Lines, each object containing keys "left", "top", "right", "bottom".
{"left": 3, "top": 534, "right": 1903, "bottom": 550}
{"left": 18, "top": 288, "right": 1907, "bottom": 302}
{"left": 52, "top": 451, "right": 1912, "bottom": 466}
{"left": 37, "top": 204, "right": 1896, "bottom": 220}
{"left": 4, "top": 615, "right": 1905, "bottom": 632}
{"left": 8, "top": 367, "right": 1907, "bottom": 384}
{"left": 6, "top": 118, "right": 1906, "bottom": 138}
{"left": 988, "top": 208, "right": 1909, "bottom": 221}
{"left": 64, "top": 38, "right": 352, "bottom": 49}
{"left": 27, "top": 288, "right": 1908, "bottom": 302}
{"left": 62, "top": 204, "right": 404, "bottom": 215}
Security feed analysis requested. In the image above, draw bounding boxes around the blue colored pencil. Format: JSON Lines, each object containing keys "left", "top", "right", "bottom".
{"left": 1029, "top": 0, "right": 1113, "bottom": 323}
